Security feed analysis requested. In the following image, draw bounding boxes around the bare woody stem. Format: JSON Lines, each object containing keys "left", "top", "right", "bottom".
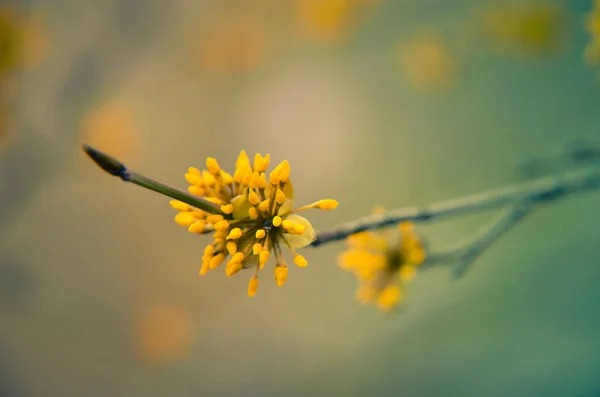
{"left": 310, "top": 166, "right": 600, "bottom": 247}
{"left": 82, "top": 144, "right": 225, "bottom": 216}
{"left": 441, "top": 200, "right": 534, "bottom": 278}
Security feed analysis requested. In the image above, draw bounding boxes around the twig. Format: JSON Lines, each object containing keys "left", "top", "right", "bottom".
{"left": 449, "top": 201, "right": 534, "bottom": 279}
{"left": 516, "top": 139, "right": 600, "bottom": 181}
{"left": 310, "top": 166, "right": 600, "bottom": 247}
{"left": 82, "top": 144, "right": 224, "bottom": 216}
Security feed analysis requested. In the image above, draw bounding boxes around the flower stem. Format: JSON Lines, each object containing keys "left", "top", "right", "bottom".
{"left": 311, "top": 166, "right": 600, "bottom": 247}
{"left": 82, "top": 144, "right": 224, "bottom": 216}
{"left": 447, "top": 200, "right": 534, "bottom": 279}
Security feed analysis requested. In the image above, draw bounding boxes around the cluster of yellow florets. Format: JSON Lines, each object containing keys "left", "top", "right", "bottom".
{"left": 585, "top": 0, "right": 600, "bottom": 68}
{"left": 338, "top": 208, "right": 427, "bottom": 312}
{"left": 170, "top": 150, "right": 338, "bottom": 296}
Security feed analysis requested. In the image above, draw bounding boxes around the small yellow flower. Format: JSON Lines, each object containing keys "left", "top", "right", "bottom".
{"left": 171, "top": 150, "right": 338, "bottom": 296}
{"left": 338, "top": 208, "right": 426, "bottom": 312}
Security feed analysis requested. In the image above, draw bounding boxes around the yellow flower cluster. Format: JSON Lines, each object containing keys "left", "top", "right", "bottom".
{"left": 585, "top": 0, "right": 600, "bottom": 67}
{"left": 170, "top": 151, "right": 338, "bottom": 296}
{"left": 338, "top": 209, "right": 426, "bottom": 312}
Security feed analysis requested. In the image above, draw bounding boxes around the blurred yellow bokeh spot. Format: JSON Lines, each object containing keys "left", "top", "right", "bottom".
{"left": 80, "top": 101, "right": 137, "bottom": 160}
{"left": 584, "top": 1, "right": 600, "bottom": 67}
{"left": 481, "top": 4, "right": 567, "bottom": 57}
{"left": 191, "top": 12, "right": 269, "bottom": 75}
{"left": 0, "top": 8, "right": 22, "bottom": 77}
{"left": 0, "top": 7, "right": 49, "bottom": 76}
{"left": 398, "top": 33, "right": 456, "bottom": 91}
{"left": 134, "top": 302, "right": 194, "bottom": 365}
{"left": 0, "top": 7, "right": 49, "bottom": 149}
{"left": 295, "top": 0, "right": 380, "bottom": 42}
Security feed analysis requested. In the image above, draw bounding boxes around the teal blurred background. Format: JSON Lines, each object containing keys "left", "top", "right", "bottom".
{"left": 1, "top": 0, "right": 600, "bottom": 396}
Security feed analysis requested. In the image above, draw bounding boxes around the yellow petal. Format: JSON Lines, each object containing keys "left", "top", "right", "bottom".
{"left": 185, "top": 173, "right": 203, "bottom": 186}
{"left": 220, "top": 170, "right": 233, "bottom": 185}
{"left": 406, "top": 248, "right": 427, "bottom": 265}
{"left": 259, "top": 250, "right": 270, "bottom": 267}
{"left": 188, "top": 221, "right": 206, "bottom": 234}
{"left": 376, "top": 285, "right": 402, "bottom": 311}
{"left": 209, "top": 254, "right": 225, "bottom": 269}
{"left": 248, "top": 188, "right": 260, "bottom": 205}
{"left": 248, "top": 277, "right": 259, "bottom": 297}
{"left": 258, "top": 199, "right": 270, "bottom": 212}
{"left": 231, "top": 252, "right": 245, "bottom": 263}
{"left": 277, "top": 179, "right": 295, "bottom": 214}
{"left": 281, "top": 214, "right": 316, "bottom": 248}
{"left": 226, "top": 242, "right": 237, "bottom": 255}
{"left": 231, "top": 194, "right": 252, "bottom": 220}
{"left": 226, "top": 261, "right": 243, "bottom": 277}
{"left": 338, "top": 250, "right": 385, "bottom": 271}
{"left": 188, "top": 186, "right": 204, "bottom": 196}
{"left": 174, "top": 212, "right": 197, "bottom": 227}
{"left": 249, "top": 207, "right": 259, "bottom": 220}
{"left": 294, "top": 255, "right": 308, "bottom": 268}
{"left": 188, "top": 166, "right": 201, "bottom": 176}
{"left": 203, "top": 245, "right": 215, "bottom": 256}
{"left": 226, "top": 228, "right": 243, "bottom": 240}
{"left": 253, "top": 153, "right": 270, "bottom": 173}
{"left": 214, "top": 220, "right": 230, "bottom": 231}
{"left": 206, "top": 214, "right": 224, "bottom": 224}
{"left": 399, "top": 265, "right": 417, "bottom": 282}
{"left": 220, "top": 204, "right": 234, "bottom": 214}
{"left": 202, "top": 171, "right": 216, "bottom": 186}
{"left": 274, "top": 266, "right": 288, "bottom": 287}
{"left": 347, "top": 232, "right": 388, "bottom": 251}
{"left": 278, "top": 160, "right": 291, "bottom": 182}
{"left": 206, "top": 157, "right": 221, "bottom": 174}
{"left": 170, "top": 200, "right": 190, "bottom": 212}
{"left": 316, "top": 199, "right": 339, "bottom": 210}
{"left": 356, "top": 263, "right": 377, "bottom": 281}
{"left": 236, "top": 150, "right": 250, "bottom": 168}
{"left": 275, "top": 188, "right": 286, "bottom": 204}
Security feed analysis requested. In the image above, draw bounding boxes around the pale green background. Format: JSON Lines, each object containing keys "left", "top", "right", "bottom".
{"left": 1, "top": 0, "right": 600, "bottom": 396}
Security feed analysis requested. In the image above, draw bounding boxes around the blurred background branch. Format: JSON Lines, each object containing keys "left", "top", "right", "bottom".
{"left": 312, "top": 156, "right": 600, "bottom": 246}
